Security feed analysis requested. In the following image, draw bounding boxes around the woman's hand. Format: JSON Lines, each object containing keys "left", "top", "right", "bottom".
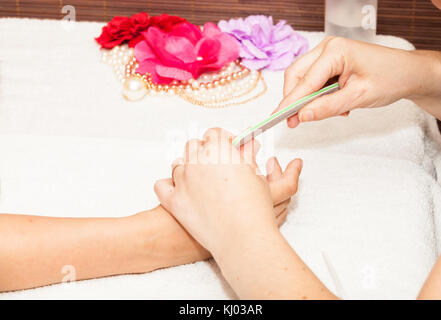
{"left": 0, "top": 151, "right": 298, "bottom": 292}
{"left": 154, "top": 128, "right": 335, "bottom": 299}
{"left": 154, "top": 128, "right": 302, "bottom": 256}
{"left": 141, "top": 148, "right": 302, "bottom": 270}
{"left": 275, "top": 36, "right": 441, "bottom": 128}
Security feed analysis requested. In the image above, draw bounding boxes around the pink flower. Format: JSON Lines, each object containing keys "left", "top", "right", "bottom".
{"left": 134, "top": 22, "right": 240, "bottom": 84}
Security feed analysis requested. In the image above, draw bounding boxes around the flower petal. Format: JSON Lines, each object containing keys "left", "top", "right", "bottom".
{"left": 266, "top": 52, "right": 294, "bottom": 70}
{"left": 271, "top": 21, "right": 292, "bottom": 42}
{"left": 149, "top": 14, "right": 187, "bottom": 32}
{"left": 155, "top": 64, "right": 193, "bottom": 81}
{"left": 239, "top": 45, "right": 255, "bottom": 59}
{"left": 128, "top": 34, "right": 145, "bottom": 48}
{"left": 241, "top": 58, "right": 271, "bottom": 70}
{"left": 215, "top": 33, "right": 240, "bottom": 64}
{"left": 134, "top": 40, "right": 157, "bottom": 61}
{"left": 145, "top": 27, "right": 183, "bottom": 67}
{"left": 202, "top": 22, "right": 222, "bottom": 37}
{"left": 165, "top": 36, "right": 197, "bottom": 63}
{"left": 136, "top": 59, "right": 163, "bottom": 83}
{"left": 241, "top": 39, "right": 268, "bottom": 59}
{"left": 196, "top": 37, "right": 220, "bottom": 63}
{"left": 169, "top": 22, "right": 202, "bottom": 45}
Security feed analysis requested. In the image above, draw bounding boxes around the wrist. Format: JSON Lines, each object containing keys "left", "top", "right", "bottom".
{"left": 212, "top": 219, "right": 281, "bottom": 264}
{"left": 129, "top": 206, "right": 210, "bottom": 273}
{"left": 407, "top": 50, "right": 441, "bottom": 101}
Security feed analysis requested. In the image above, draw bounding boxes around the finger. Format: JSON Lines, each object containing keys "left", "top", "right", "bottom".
{"left": 276, "top": 209, "right": 287, "bottom": 227}
{"left": 171, "top": 157, "right": 185, "bottom": 170}
{"left": 273, "top": 198, "right": 290, "bottom": 217}
{"left": 284, "top": 158, "right": 303, "bottom": 183}
{"left": 287, "top": 114, "right": 300, "bottom": 128}
{"left": 277, "top": 47, "right": 346, "bottom": 123}
{"left": 283, "top": 39, "right": 330, "bottom": 97}
{"left": 298, "top": 84, "right": 357, "bottom": 122}
{"left": 266, "top": 157, "right": 282, "bottom": 181}
{"left": 184, "top": 139, "right": 204, "bottom": 164}
{"left": 203, "top": 128, "right": 220, "bottom": 145}
{"left": 240, "top": 138, "right": 260, "bottom": 169}
{"left": 203, "top": 127, "right": 234, "bottom": 145}
{"left": 171, "top": 157, "right": 185, "bottom": 186}
{"left": 270, "top": 158, "right": 303, "bottom": 204}
{"left": 199, "top": 128, "right": 235, "bottom": 165}
{"left": 154, "top": 178, "right": 175, "bottom": 211}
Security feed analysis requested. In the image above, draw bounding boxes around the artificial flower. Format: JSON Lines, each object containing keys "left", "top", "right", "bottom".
{"left": 95, "top": 13, "right": 187, "bottom": 49}
{"left": 134, "top": 22, "right": 240, "bottom": 84}
{"left": 149, "top": 14, "right": 187, "bottom": 32}
{"left": 95, "top": 12, "right": 149, "bottom": 49}
{"left": 218, "top": 15, "right": 308, "bottom": 71}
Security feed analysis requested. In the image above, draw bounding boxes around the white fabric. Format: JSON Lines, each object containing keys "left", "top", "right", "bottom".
{"left": 1, "top": 18, "right": 441, "bottom": 299}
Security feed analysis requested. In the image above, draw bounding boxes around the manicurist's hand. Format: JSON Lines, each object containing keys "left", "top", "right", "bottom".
{"left": 275, "top": 37, "right": 441, "bottom": 128}
{"left": 155, "top": 128, "right": 336, "bottom": 299}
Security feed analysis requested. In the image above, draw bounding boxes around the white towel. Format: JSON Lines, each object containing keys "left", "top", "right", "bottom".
{"left": 0, "top": 18, "right": 440, "bottom": 299}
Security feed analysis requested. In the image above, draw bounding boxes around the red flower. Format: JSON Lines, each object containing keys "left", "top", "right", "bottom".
{"left": 134, "top": 22, "right": 240, "bottom": 84}
{"left": 149, "top": 14, "right": 187, "bottom": 32}
{"left": 95, "top": 13, "right": 187, "bottom": 49}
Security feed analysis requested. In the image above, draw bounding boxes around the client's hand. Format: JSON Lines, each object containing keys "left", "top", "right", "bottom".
{"left": 154, "top": 128, "right": 334, "bottom": 300}
{"left": 154, "top": 128, "right": 302, "bottom": 256}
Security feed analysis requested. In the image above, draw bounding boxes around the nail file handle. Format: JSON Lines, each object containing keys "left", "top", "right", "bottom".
{"left": 232, "top": 83, "right": 340, "bottom": 147}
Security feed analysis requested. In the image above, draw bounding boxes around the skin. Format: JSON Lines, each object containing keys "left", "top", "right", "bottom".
{"left": 275, "top": 37, "right": 441, "bottom": 128}
{"left": 0, "top": 144, "right": 299, "bottom": 292}
{"left": 156, "top": 24, "right": 441, "bottom": 299}
{"left": 5, "top": 1, "right": 441, "bottom": 297}
{"left": 273, "top": 37, "right": 441, "bottom": 300}
{"left": 155, "top": 128, "right": 336, "bottom": 299}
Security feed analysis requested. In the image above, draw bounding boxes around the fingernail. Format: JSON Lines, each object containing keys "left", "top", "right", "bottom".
{"left": 287, "top": 115, "right": 300, "bottom": 128}
{"left": 300, "top": 110, "right": 314, "bottom": 122}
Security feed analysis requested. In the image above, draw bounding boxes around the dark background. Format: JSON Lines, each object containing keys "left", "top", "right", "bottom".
{"left": 1, "top": 0, "right": 441, "bottom": 51}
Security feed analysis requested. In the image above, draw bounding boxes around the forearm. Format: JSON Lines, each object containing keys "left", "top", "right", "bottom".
{"left": 0, "top": 206, "right": 209, "bottom": 292}
{"left": 418, "top": 255, "right": 441, "bottom": 299}
{"left": 213, "top": 222, "right": 337, "bottom": 300}
{"left": 407, "top": 50, "right": 441, "bottom": 118}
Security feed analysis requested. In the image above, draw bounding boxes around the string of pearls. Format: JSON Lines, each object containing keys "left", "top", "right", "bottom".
{"left": 101, "top": 45, "right": 266, "bottom": 107}
{"left": 101, "top": 45, "right": 135, "bottom": 83}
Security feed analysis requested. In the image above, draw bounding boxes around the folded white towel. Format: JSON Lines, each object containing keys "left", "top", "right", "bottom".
{"left": 0, "top": 18, "right": 440, "bottom": 299}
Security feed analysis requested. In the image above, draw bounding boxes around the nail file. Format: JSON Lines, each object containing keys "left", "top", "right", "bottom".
{"left": 232, "top": 82, "right": 340, "bottom": 147}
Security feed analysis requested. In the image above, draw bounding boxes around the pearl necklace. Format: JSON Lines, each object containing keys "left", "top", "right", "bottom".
{"left": 101, "top": 45, "right": 267, "bottom": 108}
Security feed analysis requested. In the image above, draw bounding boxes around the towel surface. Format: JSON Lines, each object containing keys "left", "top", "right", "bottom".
{"left": 1, "top": 18, "right": 441, "bottom": 299}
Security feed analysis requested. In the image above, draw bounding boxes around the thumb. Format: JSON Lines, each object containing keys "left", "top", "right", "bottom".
{"left": 154, "top": 178, "right": 175, "bottom": 211}
{"left": 276, "top": 45, "right": 345, "bottom": 124}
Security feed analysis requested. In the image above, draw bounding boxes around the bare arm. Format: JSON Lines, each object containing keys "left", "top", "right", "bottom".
{"left": 408, "top": 50, "right": 441, "bottom": 119}
{"left": 0, "top": 160, "right": 294, "bottom": 292}
{"left": 418, "top": 256, "right": 441, "bottom": 299}
{"left": 213, "top": 224, "right": 337, "bottom": 299}
{"left": 0, "top": 206, "right": 209, "bottom": 292}
{"left": 155, "top": 128, "right": 337, "bottom": 299}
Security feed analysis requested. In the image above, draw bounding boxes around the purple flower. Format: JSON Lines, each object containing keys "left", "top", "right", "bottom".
{"left": 218, "top": 15, "right": 308, "bottom": 71}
